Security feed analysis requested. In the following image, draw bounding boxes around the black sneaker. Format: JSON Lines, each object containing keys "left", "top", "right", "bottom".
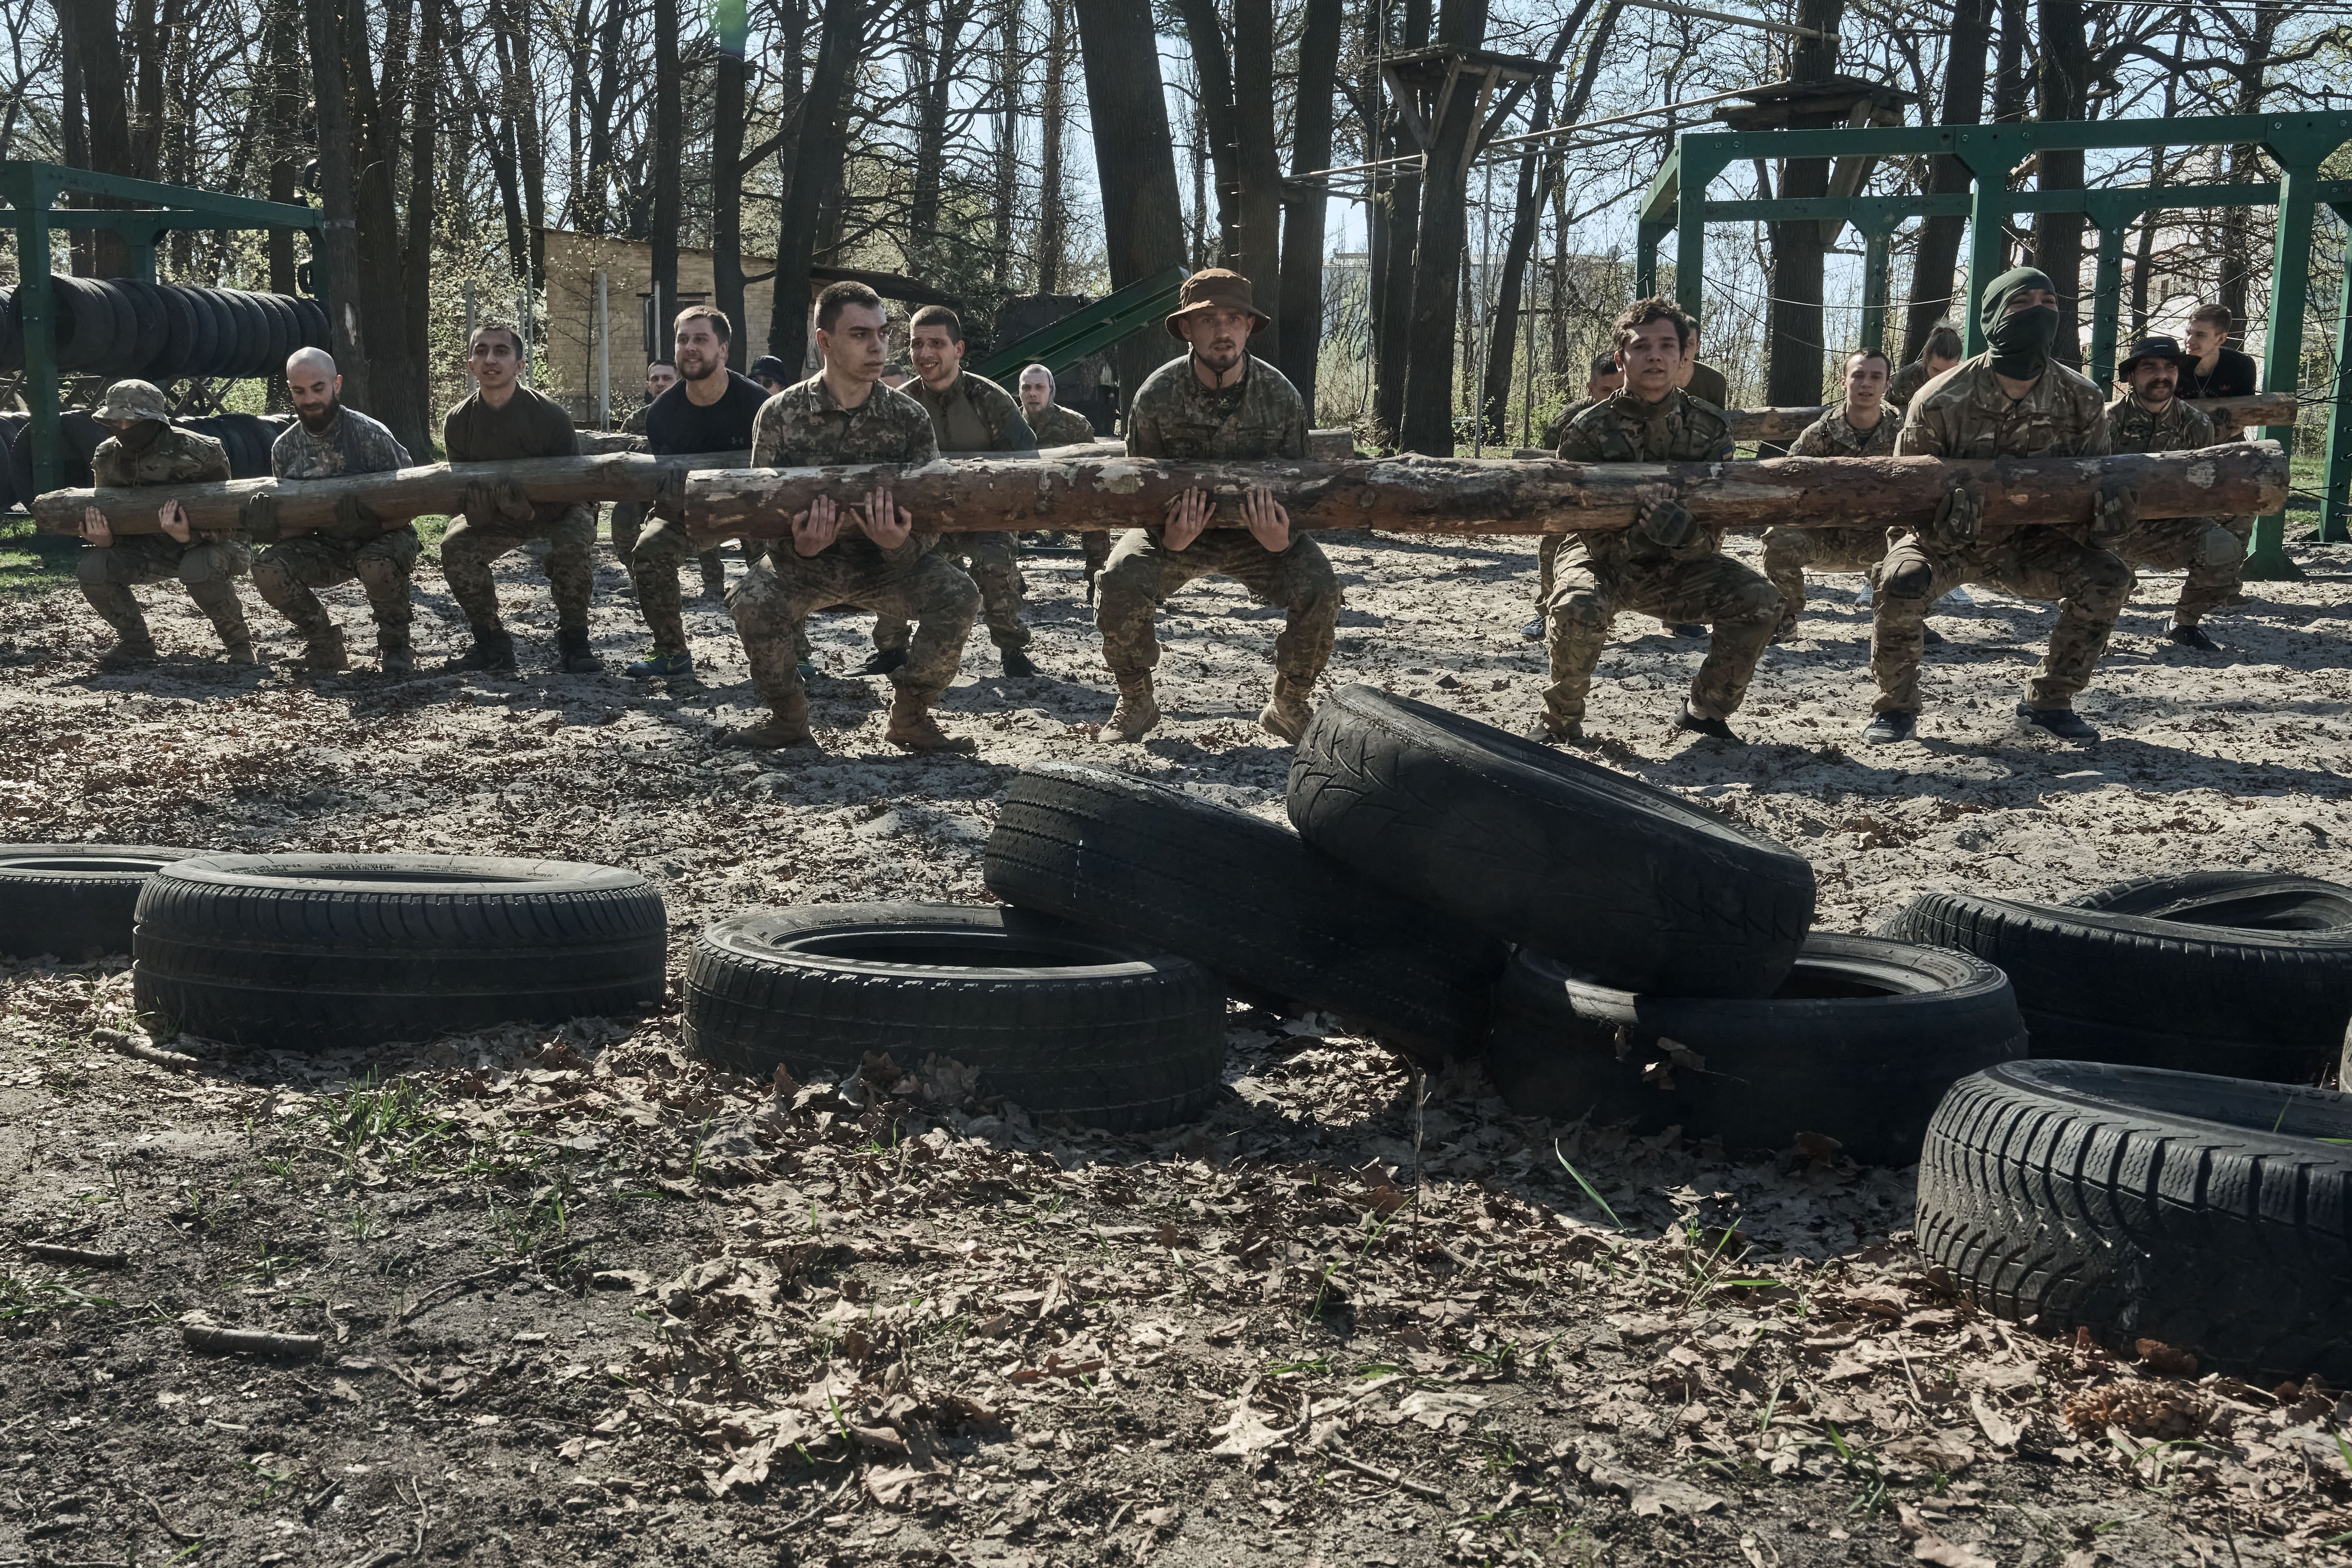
{"left": 441, "top": 626, "right": 517, "bottom": 674}
{"left": 1519, "top": 615, "right": 1547, "bottom": 641}
{"left": 2017, "top": 704, "right": 2097, "bottom": 742}
{"left": 1860, "top": 710, "right": 1915, "bottom": 745}
{"left": 1672, "top": 707, "right": 1741, "bottom": 743}
{"left": 2168, "top": 623, "right": 2220, "bottom": 652}
{"left": 1923, "top": 626, "right": 1948, "bottom": 647}
{"left": 1667, "top": 622, "right": 1706, "bottom": 638}
{"left": 1000, "top": 646, "right": 1039, "bottom": 678}
{"left": 855, "top": 648, "right": 908, "bottom": 676}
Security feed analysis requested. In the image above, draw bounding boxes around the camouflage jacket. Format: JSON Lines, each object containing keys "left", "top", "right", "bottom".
{"left": 1886, "top": 359, "right": 1942, "bottom": 411}
{"left": 93, "top": 425, "right": 231, "bottom": 490}
{"left": 622, "top": 404, "right": 651, "bottom": 436}
{"left": 2106, "top": 394, "right": 2216, "bottom": 455}
{"left": 909, "top": 372, "right": 1035, "bottom": 453}
{"left": 752, "top": 373, "right": 942, "bottom": 569}
{"left": 1788, "top": 404, "right": 1900, "bottom": 459}
{"left": 1896, "top": 354, "right": 2109, "bottom": 547}
{"left": 1125, "top": 355, "right": 1308, "bottom": 462}
{"left": 1555, "top": 388, "right": 1736, "bottom": 571}
{"left": 1027, "top": 401, "right": 1097, "bottom": 448}
{"left": 270, "top": 406, "right": 412, "bottom": 481}
{"left": 1541, "top": 396, "right": 1598, "bottom": 452}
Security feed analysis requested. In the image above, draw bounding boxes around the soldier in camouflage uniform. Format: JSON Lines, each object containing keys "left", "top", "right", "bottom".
{"left": 867, "top": 306, "right": 1040, "bottom": 677}
{"left": 1525, "top": 352, "right": 1629, "bottom": 638}
{"left": 74, "top": 380, "right": 254, "bottom": 668}
{"left": 1535, "top": 297, "right": 1781, "bottom": 745}
{"left": 1018, "top": 364, "right": 1115, "bottom": 586}
{"left": 721, "top": 280, "right": 979, "bottom": 753}
{"left": 238, "top": 348, "right": 419, "bottom": 675}
{"left": 1867, "top": 267, "right": 2134, "bottom": 745}
{"left": 610, "top": 359, "right": 723, "bottom": 601}
{"left": 2102, "top": 336, "right": 2250, "bottom": 651}
{"left": 1762, "top": 348, "right": 1901, "bottom": 640}
{"left": 1886, "top": 323, "right": 1963, "bottom": 412}
{"left": 1095, "top": 269, "right": 1337, "bottom": 745}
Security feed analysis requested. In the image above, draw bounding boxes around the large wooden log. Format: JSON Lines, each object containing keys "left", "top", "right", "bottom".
{"left": 1721, "top": 391, "right": 2295, "bottom": 445}
{"left": 681, "top": 442, "right": 2287, "bottom": 539}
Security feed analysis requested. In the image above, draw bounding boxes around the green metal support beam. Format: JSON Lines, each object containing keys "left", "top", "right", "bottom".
{"left": 2322, "top": 200, "right": 2352, "bottom": 545}
{"left": 2, "top": 159, "right": 320, "bottom": 501}
{"left": 972, "top": 264, "right": 1190, "bottom": 384}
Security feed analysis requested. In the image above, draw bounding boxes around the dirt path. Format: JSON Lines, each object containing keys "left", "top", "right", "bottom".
{"left": 2, "top": 531, "right": 2348, "bottom": 1566}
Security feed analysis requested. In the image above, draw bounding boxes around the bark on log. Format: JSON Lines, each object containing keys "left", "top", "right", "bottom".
{"left": 35, "top": 452, "right": 751, "bottom": 535}
{"left": 680, "top": 443, "right": 2286, "bottom": 539}
{"left": 1722, "top": 391, "right": 2295, "bottom": 445}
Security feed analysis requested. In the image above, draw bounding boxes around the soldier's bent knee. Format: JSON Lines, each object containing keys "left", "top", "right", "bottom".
{"left": 1882, "top": 557, "right": 1935, "bottom": 599}
{"left": 251, "top": 557, "right": 296, "bottom": 602}
{"left": 75, "top": 550, "right": 115, "bottom": 586}
{"left": 1549, "top": 591, "right": 1610, "bottom": 634}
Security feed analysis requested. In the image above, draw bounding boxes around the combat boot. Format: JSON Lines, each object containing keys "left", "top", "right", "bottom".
{"left": 95, "top": 633, "right": 159, "bottom": 672}
{"left": 1098, "top": 673, "right": 1160, "bottom": 744}
{"left": 885, "top": 690, "right": 977, "bottom": 754}
{"left": 443, "top": 624, "right": 518, "bottom": 674}
{"left": 1258, "top": 676, "right": 1315, "bottom": 743}
{"left": 557, "top": 626, "right": 601, "bottom": 674}
{"left": 855, "top": 647, "right": 908, "bottom": 677}
{"left": 377, "top": 626, "right": 415, "bottom": 679}
{"left": 190, "top": 580, "right": 257, "bottom": 666}
{"left": 720, "top": 686, "right": 815, "bottom": 750}
{"left": 700, "top": 554, "right": 727, "bottom": 599}
{"left": 298, "top": 624, "right": 350, "bottom": 673}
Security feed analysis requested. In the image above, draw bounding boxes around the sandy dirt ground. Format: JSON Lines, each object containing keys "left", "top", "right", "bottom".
{"left": 1, "top": 524, "right": 2349, "bottom": 1568}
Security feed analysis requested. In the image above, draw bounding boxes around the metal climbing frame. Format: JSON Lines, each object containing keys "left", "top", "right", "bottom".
{"left": 2, "top": 159, "right": 324, "bottom": 498}
{"left": 1631, "top": 114, "right": 2352, "bottom": 577}
{"left": 972, "top": 265, "right": 1191, "bottom": 383}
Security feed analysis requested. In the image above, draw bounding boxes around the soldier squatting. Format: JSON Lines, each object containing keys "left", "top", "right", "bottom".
{"left": 71, "top": 266, "right": 2258, "bottom": 752}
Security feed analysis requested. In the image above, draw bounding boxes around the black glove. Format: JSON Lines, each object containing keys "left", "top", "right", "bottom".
{"left": 1636, "top": 495, "right": 1699, "bottom": 550}
{"left": 492, "top": 478, "right": 535, "bottom": 523}
{"left": 238, "top": 491, "right": 282, "bottom": 545}
{"left": 328, "top": 492, "right": 381, "bottom": 541}
{"left": 461, "top": 479, "right": 497, "bottom": 528}
{"left": 2092, "top": 480, "right": 2137, "bottom": 541}
{"left": 1928, "top": 484, "right": 1980, "bottom": 549}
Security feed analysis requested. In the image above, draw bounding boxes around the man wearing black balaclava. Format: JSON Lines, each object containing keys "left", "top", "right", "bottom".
{"left": 1862, "top": 267, "right": 2135, "bottom": 746}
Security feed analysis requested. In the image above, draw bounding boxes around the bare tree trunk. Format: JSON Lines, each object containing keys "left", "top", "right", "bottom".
{"left": 767, "top": 0, "right": 863, "bottom": 370}
{"left": 583, "top": 0, "right": 625, "bottom": 233}
{"left": 2031, "top": 0, "right": 2090, "bottom": 369}
{"left": 1762, "top": 0, "right": 1845, "bottom": 418}
{"left": 1373, "top": 0, "right": 1430, "bottom": 444}
{"left": 713, "top": 0, "right": 748, "bottom": 366}
{"left": 405, "top": 0, "right": 439, "bottom": 433}
{"left": 304, "top": 0, "right": 368, "bottom": 407}
{"left": 1397, "top": 0, "right": 1489, "bottom": 455}
{"left": 652, "top": 0, "right": 681, "bottom": 356}
{"left": 2218, "top": 5, "right": 2280, "bottom": 334}
{"left": 1171, "top": 0, "right": 1239, "bottom": 263}
{"left": 991, "top": 0, "right": 1022, "bottom": 289}
{"left": 57, "top": 0, "right": 130, "bottom": 274}
{"left": 1073, "top": 0, "right": 1189, "bottom": 417}
{"left": 1901, "top": 0, "right": 1991, "bottom": 363}
{"left": 1038, "top": 0, "right": 1070, "bottom": 292}
{"left": 264, "top": 0, "right": 302, "bottom": 295}
{"left": 1275, "top": 0, "right": 1343, "bottom": 409}
{"left": 349, "top": 0, "right": 428, "bottom": 452}
{"left": 1229, "top": 0, "right": 1281, "bottom": 355}
{"left": 910, "top": 0, "right": 972, "bottom": 268}
{"left": 129, "top": 0, "right": 162, "bottom": 181}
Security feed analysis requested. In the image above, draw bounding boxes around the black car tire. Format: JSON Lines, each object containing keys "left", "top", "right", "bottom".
{"left": 0, "top": 844, "right": 210, "bottom": 962}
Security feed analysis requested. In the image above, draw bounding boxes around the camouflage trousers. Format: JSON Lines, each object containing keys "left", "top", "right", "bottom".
{"left": 1759, "top": 525, "right": 1888, "bottom": 627}
{"left": 253, "top": 527, "right": 419, "bottom": 646}
{"left": 611, "top": 504, "right": 724, "bottom": 603}
{"left": 439, "top": 506, "right": 597, "bottom": 631}
{"left": 875, "top": 532, "right": 1027, "bottom": 653}
{"left": 728, "top": 548, "right": 978, "bottom": 712}
{"left": 2109, "top": 514, "right": 2251, "bottom": 626}
{"left": 77, "top": 534, "right": 253, "bottom": 649}
{"left": 1095, "top": 529, "right": 1339, "bottom": 685}
{"left": 629, "top": 518, "right": 760, "bottom": 657}
{"left": 1869, "top": 531, "right": 2131, "bottom": 715}
{"left": 1541, "top": 552, "right": 1780, "bottom": 729}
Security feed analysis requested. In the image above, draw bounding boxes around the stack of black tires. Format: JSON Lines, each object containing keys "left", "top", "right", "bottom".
{"left": 0, "top": 410, "right": 294, "bottom": 507}
{"left": 0, "top": 279, "right": 329, "bottom": 382}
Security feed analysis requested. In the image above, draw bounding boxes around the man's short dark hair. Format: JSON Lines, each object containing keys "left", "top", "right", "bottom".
{"left": 674, "top": 304, "right": 732, "bottom": 342}
{"left": 1846, "top": 348, "right": 1892, "bottom": 372}
{"left": 469, "top": 320, "right": 525, "bottom": 356}
{"left": 1613, "top": 296, "right": 1696, "bottom": 354}
{"left": 2190, "top": 302, "right": 2233, "bottom": 333}
{"left": 647, "top": 358, "right": 676, "bottom": 373}
{"left": 817, "top": 280, "right": 885, "bottom": 333}
{"left": 908, "top": 304, "right": 963, "bottom": 343}
{"left": 1589, "top": 352, "right": 1622, "bottom": 378}
{"left": 1924, "top": 323, "right": 1963, "bottom": 361}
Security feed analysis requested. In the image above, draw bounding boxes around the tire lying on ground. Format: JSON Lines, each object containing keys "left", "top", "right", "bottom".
{"left": 0, "top": 844, "right": 210, "bottom": 962}
{"left": 1916, "top": 1059, "right": 2352, "bottom": 1382}
{"left": 683, "top": 902, "right": 1227, "bottom": 1133}
{"left": 1883, "top": 871, "right": 2352, "bottom": 1083}
{"left": 983, "top": 761, "right": 1506, "bottom": 1064}
{"left": 133, "top": 854, "right": 667, "bottom": 1049}
{"left": 1287, "top": 685, "right": 1816, "bottom": 998}
{"left": 1487, "top": 933, "right": 2025, "bottom": 1166}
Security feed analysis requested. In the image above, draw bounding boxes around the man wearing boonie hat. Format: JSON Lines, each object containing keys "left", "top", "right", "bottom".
{"left": 74, "top": 379, "right": 255, "bottom": 669}
{"left": 2103, "top": 334, "right": 2250, "bottom": 652}
{"left": 1094, "top": 268, "right": 1337, "bottom": 745}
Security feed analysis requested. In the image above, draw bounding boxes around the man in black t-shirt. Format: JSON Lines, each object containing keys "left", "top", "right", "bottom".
{"left": 2180, "top": 303, "right": 2260, "bottom": 413}
{"left": 624, "top": 306, "right": 771, "bottom": 680}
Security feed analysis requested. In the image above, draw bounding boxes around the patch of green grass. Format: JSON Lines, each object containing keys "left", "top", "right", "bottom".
{"left": 0, "top": 518, "right": 77, "bottom": 596}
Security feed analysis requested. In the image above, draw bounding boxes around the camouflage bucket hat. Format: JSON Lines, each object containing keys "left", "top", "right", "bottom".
{"left": 1164, "top": 269, "right": 1271, "bottom": 339}
{"left": 96, "top": 380, "right": 169, "bottom": 422}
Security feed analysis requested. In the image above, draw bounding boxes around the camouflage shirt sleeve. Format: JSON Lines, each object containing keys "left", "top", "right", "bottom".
{"left": 1787, "top": 415, "right": 1839, "bottom": 459}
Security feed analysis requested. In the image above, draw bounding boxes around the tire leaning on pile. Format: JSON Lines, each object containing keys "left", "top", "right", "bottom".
{"left": 0, "top": 844, "right": 209, "bottom": 962}
{"left": 1916, "top": 1059, "right": 2352, "bottom": 1382}
{"left": 682, "top": 902, "right": 1228, "bottom": 1133}
{"left": 132, "top": 854, "right": 668, "bottom": 1049}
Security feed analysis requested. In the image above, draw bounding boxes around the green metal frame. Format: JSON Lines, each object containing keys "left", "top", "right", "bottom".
{"left": 3, "top": 159, "right": 323, "bottom": 498}
{"left": 973, "top": 264, "right": 1190, "bottom": 383}
{"left": 1635, "top": 115, "right": 2352, "bottom": 576}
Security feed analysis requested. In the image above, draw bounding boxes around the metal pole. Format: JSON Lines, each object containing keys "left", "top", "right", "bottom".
{"left": 1675, "top": 149, "right": 1726, "bottom": 324}
{"left": 1959, "top": 149, "right": 2009, "bottom": 359}
{"left": 2087, "top": 221, "right": 2127, "bottom": 392}
{"left": 2247, "top": 159, "right": 2317, "bottom": 581}
{"left": 596, "top": 270, "right": 612, "bottom": 431}
{"left": 2321, "top": 201, "right": 2352, "bottom": 544}
{"left": 1860, "top": 227, "right": 1890, "bottom": 354}
{"left": 1637, "top": 219, "right": 1666, "bottom": 300}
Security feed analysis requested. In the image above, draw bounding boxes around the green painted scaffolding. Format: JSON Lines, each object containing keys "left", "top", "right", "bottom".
{"left": 1633, "top": 115, "right": 2352, "bottom": 576}
{"left": 3, "top": 159, "right": 324, "bottom": 498}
